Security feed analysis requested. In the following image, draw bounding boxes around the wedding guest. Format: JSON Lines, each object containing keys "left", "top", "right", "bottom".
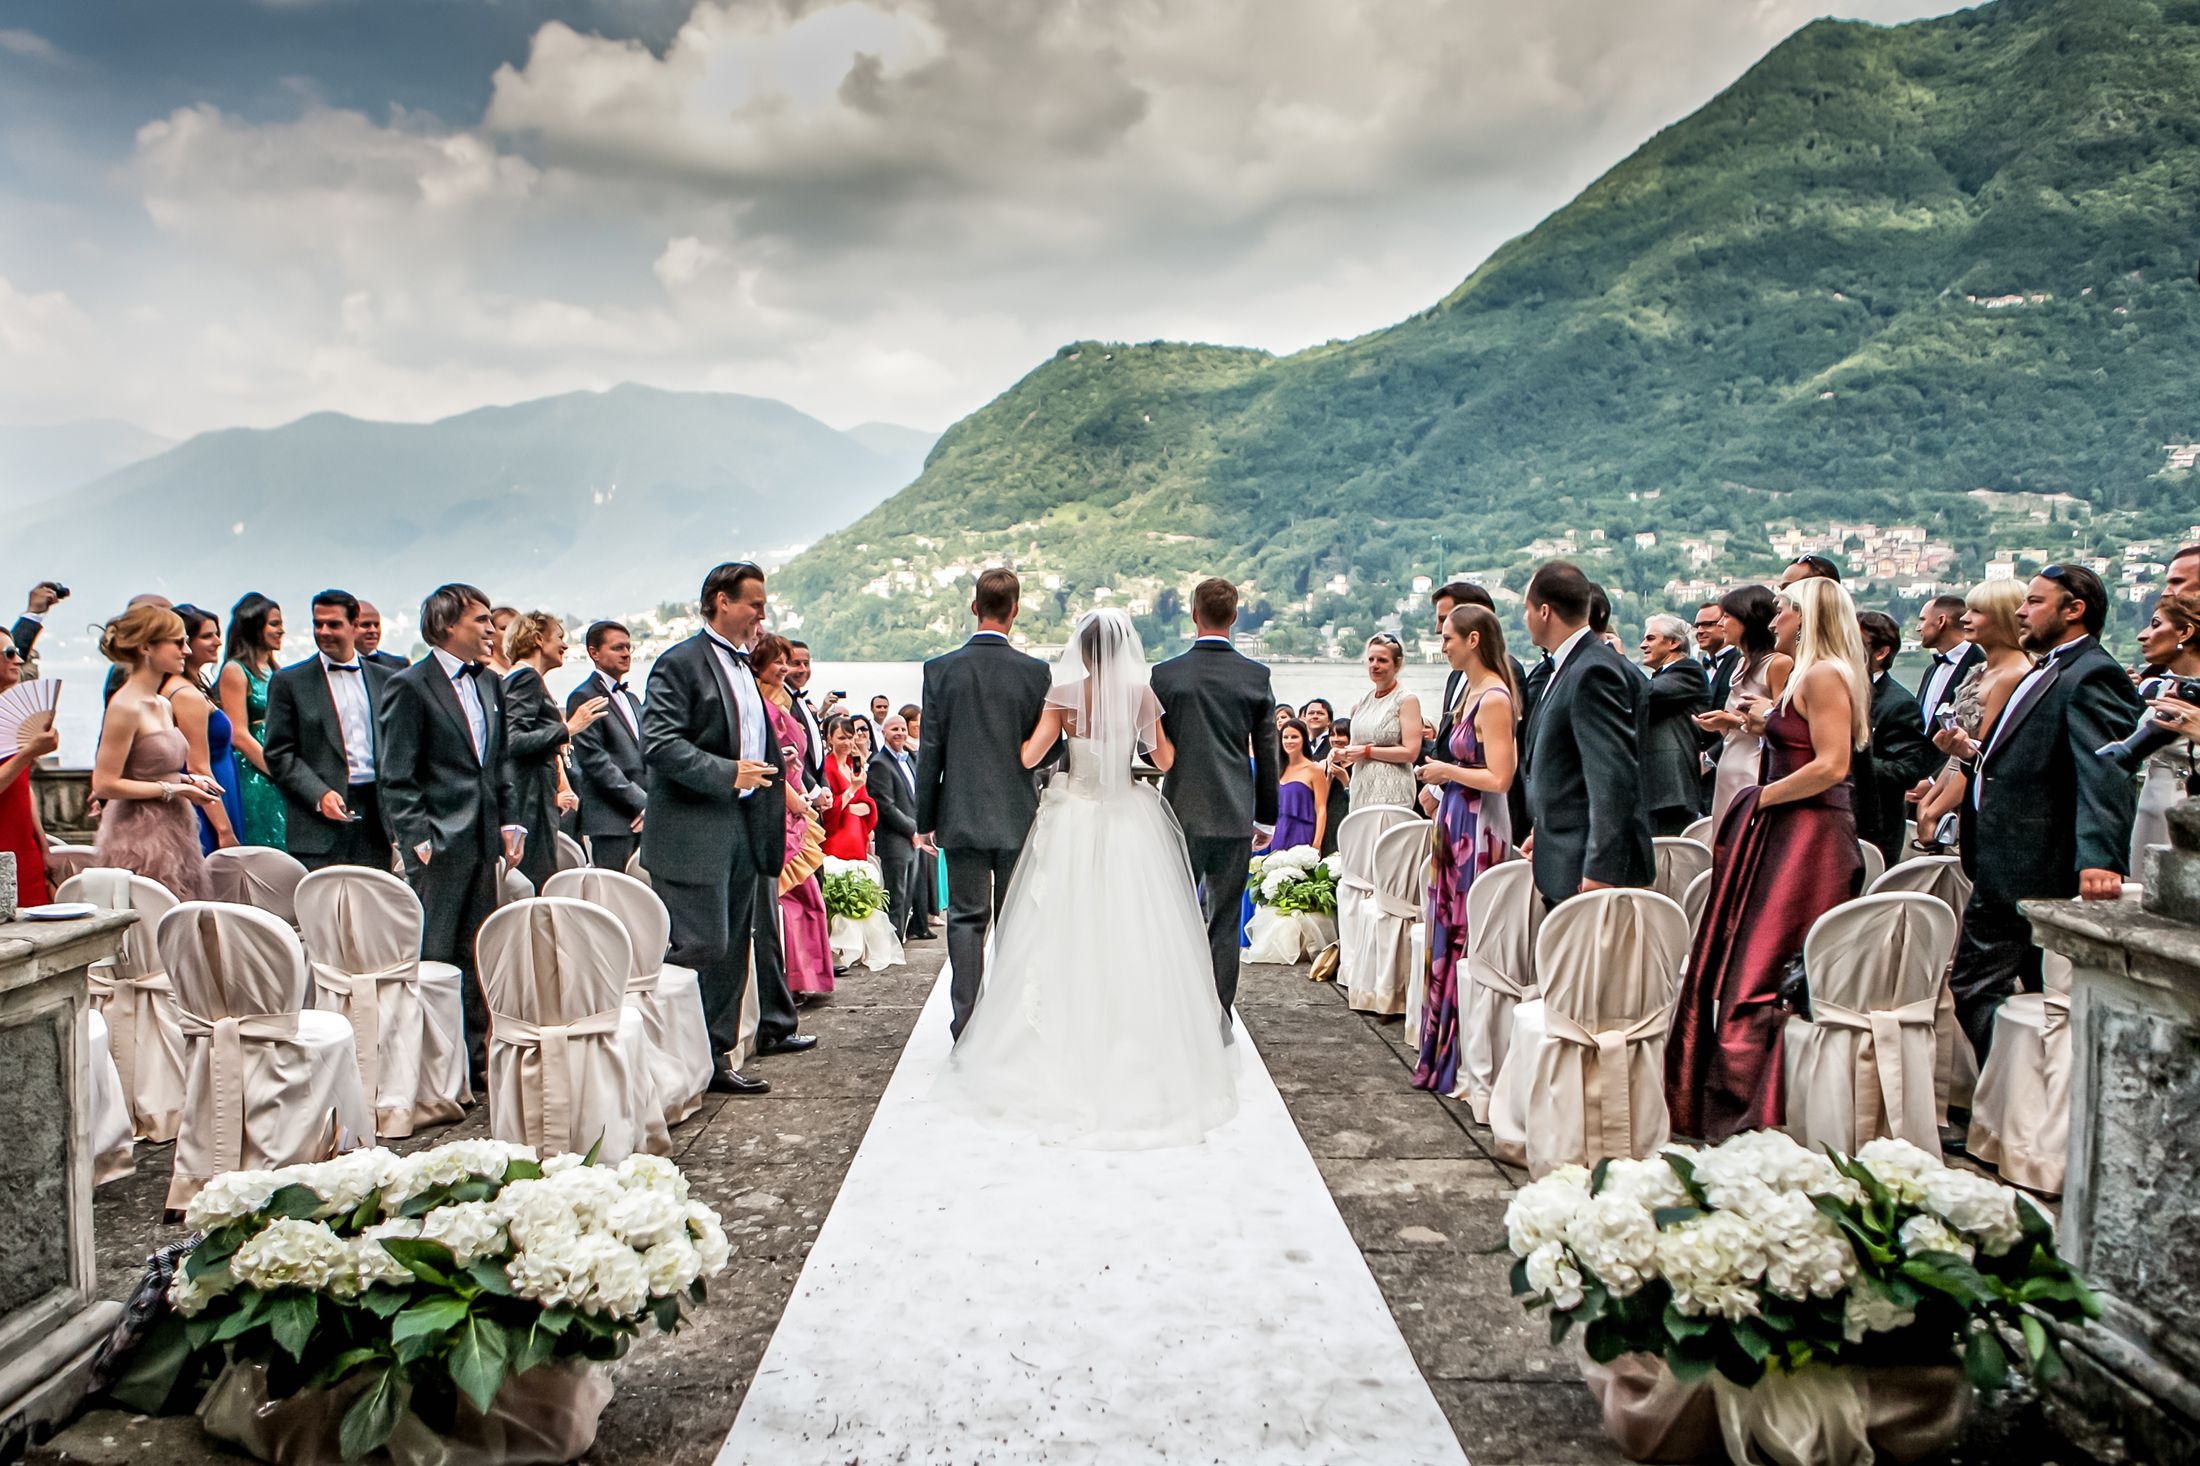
{"left": 1779, "top": 552, "right": 1842, "bottom": 586}
{"left": 1301, "top": 698, "right": 1334, "bottom": 756}
{"left": 1912, "top": 580, "right": 2030, "bottom": 850}
{"left": 1668, "top": 577, "right": 1868, "bottom": 1140}
{"left": 868, "top": 714, "right": 923, "bottom": 944}
{"left": 1913, "top": 594, "right": 1980, "bottom": 732}
{"left": 819, "top": 714, "right": 877, "bottom": 862}
{"left": 263, "top": 591, "right": 396, "bottom": 871}
{"left": 1854, "top": 610, "right": 1939, "bottom": 870}
{"left": 357, "top": 601, "right": 409, "bottom": 670}
{"left": 1273, "top": 703, "right": 1296, "bottom": 734}
{"left": 2167, "top": 544, "right": 2200, "bottom": 601}
{"left": 1411, "top": 605, "right": 1517, "bottom": 1095}
{"left": 1695, "top": 599, "right": 1739, "bottom": 811}
{"left": 2131, "top": 589, "right": 2200, "bottom": 869}
{"left": 1639, "top": 612, "right": 1710, "bottom": 835}
{"left": 486, "top": 607, "right": 518, "bottom": 676}
{"left": 569, "top": 620, "right": 647, "bottom": 873}
{"left": 10, "top": 580, "right": 64, "bottom": 671}
{"left": 1259, "top": 719, "right": 1330, "bottom": 853}
{"left": 899, "top": 702, "right": 939, "bottom": 933}
{"left": 1695, "top": 585, "right": 1791, "bottom": 828}
{"left": 101, "top": 594, "right": 175, "bottom": 706}
{"left": 1948, "top": 565, "right": 2142, "bottom": 1058}
{"left": 1520, "top": 561, "right": 1652, "bottom": 906}
{"left": 93, "top": 605, "right": 219, "bottom": 899}
{"left": 218, "top": 592, "right": 288, "bottom": 846}
{"left": 378, "top": 583, "right": 523, "bottom": 1083}
{"left": 502, "top": 611, "right": 608, "bottom": 892}
{"left": 784, "top": 641, "right": 828, "bottom": 785}
{"left": 1587, "top": 585, "right": 1630, "bottom": 660}
{"left": 752, "top": 634, "right": 834, "bottom": 999}
{"left": 1335, "top": 634, "right": 1421, "bottom": 811}
{"left": 0, "top": 624, "right": 57, "bottom": 906}
{"left": 166, "top": 605, "right": 245, "bottom": 853}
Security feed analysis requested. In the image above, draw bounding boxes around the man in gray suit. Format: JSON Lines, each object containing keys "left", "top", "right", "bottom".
{"left": 1150, "top": 578, "right": 1280, "bottom": 1018}
{"left": 915, "top": 568, "right": 1054, "bottom": 1038}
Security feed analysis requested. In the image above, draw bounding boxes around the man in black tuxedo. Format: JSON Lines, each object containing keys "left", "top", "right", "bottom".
{"left": 356, "top": 601, "right": 410, "bottom": 670}
{"left": 1151, "top": 577, "right": 1281, "bottom": 1018}
{"left": 899, "top": 702, "right": 940, "bottom": 932}
{"left": 1694, "top": 600, "right": 1739, "bottom": 809}
{"left": 783, "top": 641, "right": 829, "bottom": 786}
{"left": 1853, "top": 611, "right": 1940, "bottom": 869}
{"left": 867, "top": 713, "right": 923, "bottom": 943}
{"left": 1912, "top": 594, "right": 1980, "bottom": 735}
{"left": 1520, "top": 561, "right": 1654, "bottom": 906}
{"left": 1950, "top": 565, "right": 2143, "bottom": 1059}
{"left": 1639, "top": 613, "right": 1710, "bottom": 835}
{"left": 264, "top": 589, "right": 395, "bottom": 871}
{"left": 916, "top": 568, "right": 1054, "bottom": 1038}
{"left": 568, "top": 619, "right": 647, "bottom": 873}
{"left": 640, "top": 562, "right": 811, "bottom": 1093}
{"left": 377, "top": 583, "right": 523, "bottom": 1079}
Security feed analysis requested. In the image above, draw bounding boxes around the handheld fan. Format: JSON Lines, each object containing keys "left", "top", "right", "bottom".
{"left": 0, "top": 679, "right": 60, "bottom": 756}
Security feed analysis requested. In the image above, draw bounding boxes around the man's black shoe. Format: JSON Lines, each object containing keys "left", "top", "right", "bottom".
{"left": 756, "top": 1034, "right": 819, "bottom": 1056}
{"left": 709, "top": 1068, "right": 770, "bottom": 1096}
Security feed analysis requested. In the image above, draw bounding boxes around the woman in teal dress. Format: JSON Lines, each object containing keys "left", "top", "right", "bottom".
{"left": 217, "top": 592, "right": 287, "bottom": 847}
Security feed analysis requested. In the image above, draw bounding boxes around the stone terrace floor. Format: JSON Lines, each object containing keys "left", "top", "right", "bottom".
{"left": 42, "top": 945, "right": 2094, "bottom": 1465}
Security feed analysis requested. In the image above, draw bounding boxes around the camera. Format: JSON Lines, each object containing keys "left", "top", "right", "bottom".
{"left": 38, "top": 581, "right": 68, "bottom": 600}
{"left": 2097, "top": 674, "right": 2200, "bottom": 772}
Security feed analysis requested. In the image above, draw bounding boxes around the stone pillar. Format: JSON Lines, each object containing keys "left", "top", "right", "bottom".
{"left": 0, "top": 912, "right": 133, "bottom": 1463}
{"left": 2024, "top": 798, "right": 2200, "bottom": 1466}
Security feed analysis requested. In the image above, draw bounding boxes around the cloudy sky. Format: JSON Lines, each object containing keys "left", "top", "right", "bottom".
{"left": 0, "top": 0, "right": 1962, "bottom": 440}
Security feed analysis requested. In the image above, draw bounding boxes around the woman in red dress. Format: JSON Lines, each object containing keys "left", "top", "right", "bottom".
{"left": 1667, "top": 576, "right": 1869, "bottom": 1141}
{"left": 0, "top": 624, "right": 57, "bottom": 907}
{"left": 819, "top": 714, "right": 878, "bottom": 863}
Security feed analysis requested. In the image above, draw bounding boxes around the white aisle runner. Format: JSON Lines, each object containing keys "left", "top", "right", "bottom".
{"left": 717, "top": 972, "right": 1470, "bottom": 1465}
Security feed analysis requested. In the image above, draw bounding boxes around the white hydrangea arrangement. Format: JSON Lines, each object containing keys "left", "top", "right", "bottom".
{"left": 119, "top": 1140, "right": 731, "bottom": 1460}
{"left": 1246, "top": 845, "right": 1340, "bottom": 916}
{"left": 1504, "top": 1132, "right": 2097, "bottom": 1391}
{"left": 818, "top": 855, "right": 889, "bottom": 921}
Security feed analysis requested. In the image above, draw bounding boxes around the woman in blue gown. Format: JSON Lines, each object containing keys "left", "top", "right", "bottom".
{"left": 168, "top": 605, "right": 246, "bottom": 852}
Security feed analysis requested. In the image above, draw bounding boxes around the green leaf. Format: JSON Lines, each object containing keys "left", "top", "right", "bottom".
{"left": 1662, "top": 1153, "right": 1711, "bottom": 1209}
{"left": 535, "top": 1307, "right": 576, "bottom": 1337}
{"left": 314, "top": 1347, "right": 384, "bottom": 1389}
{"left": 101, "top": 1312, "right": 194, "bottom": 1416}
{"left": 466, "top": 1261, "right": 516, "bottom": 1297}
{"left": 1731, "top": 1318, "right": 1773, "bottom": 1363}
{"left": 2017, "top": 1195, "right": 2055, "bottom": 1242}
{"left": 358, "top": 1287, "right": 409, "bottom": 1319}
{"left": 502, "top": 1158, "right": 544, "bottom": 1185}
{"left": 1549, "top": 1308, "right": 1576, "bottom": 1346}
{"left": 649, "top": 1294, "right": 682, "bottom": 1334}
{"left": 397, "top": 1184, "right": 450, "bottom": 1219}
{"left": 1507, "top": 1256, "right": 1532, "bottom": 1297}
{"left": 390, "top": 1296, "right": 469, "bottom": 1347}
{"left": 261, "top": 1184, "right": 325, "bottom": 1221}
{"left": 266, "top": 1292, "right": 319, "bottom": 1362}
{"left": 447, "top": 1315, "right": 510, "bottom": 1415}
{"left": 582, "top": 1135, "right": 605, "bottom": 1168}
{"left": 1589, "top": 1157, "right": 1612, "bottom": 1196}
{"left": 2020, "top": 1313, "right": 2050, "bottom": 1364}
{"left": 1663, "top": 1302, "right": 1714, "bottom": 1341}
{"left": 338, "top": 1364, "right": 406, "bottom": 1462}
{"left": 1653, "top": 1205, "right": 1703, "bottom": 1229}
{"left": 212, "top": 1290, "right": 270, "bottom": 1342}
{"left": 687, "top": 1278, "right": 708, "bottom": 1307}
{"left": 509, "top": 1320, "right": 559, "bottom": 1378}
{"left": 185, "top": 1227, "right": 244, "bottom": 1279}
{"left": 1901, "top": 1255, "right": 1996, "bottom": 1305}
{"left": 447, "top": 1179, "right": 495, "bottom": 1204}
{"left": 1963, "top": 1325, "right": 2010, "bottom": 1392}
{"left": 380, "top": 1238, "right": 459, "bottom": 1288}
{"left": 1664, "top": 1344, "right": 1716, "bottom": 1382}
{"left": 344, "top": 1192, "right": 381, "bottom": 1235}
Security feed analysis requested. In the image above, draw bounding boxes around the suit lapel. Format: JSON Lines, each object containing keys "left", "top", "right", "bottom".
{"left": 698, "top": 637, "right": 743, "bottom": 753}
{"left": 424, "top": 663, "right": 483, "bottom": 767}
{"left": 1982, "top": 654, "right": 2066, "bottom": 770}
{"left": 299, "top": 661, "right": 344, "bottom": 762}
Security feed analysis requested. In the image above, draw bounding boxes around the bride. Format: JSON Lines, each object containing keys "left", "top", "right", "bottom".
{"left": 933, "top": 609, "right": 1240, "bottom": 1149}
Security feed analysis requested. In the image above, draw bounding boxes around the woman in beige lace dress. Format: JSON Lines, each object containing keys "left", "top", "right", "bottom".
{"left": 1335, "top": 634, "right": 1422, "bottom": 811}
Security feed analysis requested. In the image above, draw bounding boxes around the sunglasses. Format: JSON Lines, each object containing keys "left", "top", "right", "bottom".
{"left": 0, "top": 647, "right": 20, "bottom": 660}
{"left": 1788, "top": 553, "right": 1839, "bottom": 575}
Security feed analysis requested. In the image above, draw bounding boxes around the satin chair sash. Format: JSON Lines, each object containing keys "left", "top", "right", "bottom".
{"left": 87, "top": 966, "right": 174, "bottom": 1101}
{"left": 309, "top": 958, "right": 419, "bottom": 1102}
{"left": 1374, "top": 889, "right": 1420, "bottom": 921}
{"left": 1809, "top": 995, "right": 1939, "bottom": 1145}
{"left": 625, "top": 967, "right": 662, "bottom": 998}
{"left": 1543, "top": 1007, "right": 1670, "bottom": 1162}
{"left": 489, "top": 1007, "right": 626, "bottom": 1156}
{"left": 176, "top": 1007, "right": 308, "bottom": 1176}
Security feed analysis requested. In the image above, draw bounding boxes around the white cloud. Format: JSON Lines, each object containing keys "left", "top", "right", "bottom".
{"left": 0, "top": 29, "right": 59, "bottom": 61}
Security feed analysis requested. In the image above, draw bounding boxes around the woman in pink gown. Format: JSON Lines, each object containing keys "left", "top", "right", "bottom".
{"left": 753, "top": 636, "right": 835, "bottom": 997}
{"left": 92, "top": 605, "right": 220, "bottom": 900}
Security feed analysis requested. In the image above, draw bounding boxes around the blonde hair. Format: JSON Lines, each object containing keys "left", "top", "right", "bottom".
{"left": 100, "top": 604, "right": 187, "bottom": 666}
{"left": 1964, "top": 578, "right": 2025, "bottom": 652}
{"left": 1777, "top": 578, "right": 1871, "bottom": 749}
{"left": 503, "top": 610, "right": 563, "bottom": 664}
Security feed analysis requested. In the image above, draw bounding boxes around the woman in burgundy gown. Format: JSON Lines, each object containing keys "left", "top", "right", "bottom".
{"left": 93, "top": 605, "right": 220, "bottom": 900}
{"left": 1667, "top": 577, "right": 1870, "bottom": 1141}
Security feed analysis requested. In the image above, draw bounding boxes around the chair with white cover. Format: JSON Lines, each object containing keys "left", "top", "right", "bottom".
{"left": 1651, "top": 837, "right": 1712, "bottom": 905}
{"left": 205, "top": 845, "right": 309, "bottom": 925}
{"left": 544, "top": 867, "right": 714, "bottom": 1126}
{"left": 1681, "top": 869, "right": 1715, "bottom": 944}
{"left": 295, "top": 866, "right": 469, "bottom": 1137}
{"left": 1681, "top": 816, "right": 1715, "bottom": 848}
{"left": 1518, "top": 889, "right": 1690, "bottom": 1177}
{"left": 1868, "top": 855, "right": 1977, "bottom": 1122}
{"left": 499, "top": 861, "right": 534, "bottom": 905}
{"left": 1335, "top": 806, "right": 1421, "bottom": 1012}
{"left": 475, "top": 897, "right": 670, "bottom": 1162}
{"left": 1457, "top": 859, "right": 1540, "bottom": 1122}
{"left": 58, "top": 869, "right": 188, "bottom": 1142}
{"left": 1406, "top": 921, "right": 1428, "bottom": 1044}
{"left": 1967, "top": 951, "right": 2075, "bottom": 1196}
{"left": 1782, "top": 893, "right": 1956, "bottom": 1158}
{"left": 158, "top": 902, "right": 372, "bottom": 1209}
{"left": 45, "top": 843, "right": 100, "bottom": 886}
{"left": 624, "top": 850, "right": 649, "bottom": 884}
{"left": 555, "top": 831, "right": 588, "bottom": 872}
{"left": 1856, "top": 839, "right": 1887, "bottom": 894}
{"left": 84, "top": 1008, "right": 136, "bottom": 1185}
{"left": 1347, "top": 821, "right": 1429, "bottom": 1015}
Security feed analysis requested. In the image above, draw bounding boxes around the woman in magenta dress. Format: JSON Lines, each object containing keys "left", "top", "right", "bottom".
{"left": 1410, "top": 605, "right": 1518, "bottom": 1095}
{"left": 753, "top": 636, "right": 834, "bottom": 998}
{"left": 92, "top": 605, "right": 220, "bottom": 900}
{"left": 1667, "top": 577, "right": 1870, "bottom": 1141}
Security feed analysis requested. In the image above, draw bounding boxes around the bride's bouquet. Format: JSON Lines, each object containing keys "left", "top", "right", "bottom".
{"left": 1244, "top": 846, "right": 1342, "bottom": 964}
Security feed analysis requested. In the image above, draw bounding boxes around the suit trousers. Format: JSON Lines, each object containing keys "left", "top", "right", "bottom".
{"left": 587, "top": 833, "right": 637, "bottom": 874}
{"left": 1184, "top": 834, "right": 1253, "bottom": 1014}
{"left": 944, "top": 845, "right": 1021, "bottom": 1038}
{"left": 659, "top": 871, "right": 760, "bottom": 1064}
{"left": 879, "top": 836, "right": 919, "bottom": 939}
{"left": 409, "top": 851, "right": 498, "bottom": 1078}
{"left": 1949, "top": 888, "right": 2044, "bottom": 1064}
{"left": 750, "top": 874, "right": 798, "bottom": 1049}
{"left": 298, "top": 783, "right": 396, "bottom": 872}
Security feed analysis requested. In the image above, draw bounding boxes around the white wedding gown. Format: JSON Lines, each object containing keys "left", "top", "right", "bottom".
{"left": 934, "top": 732, "right": 1241, "bottom": 1149}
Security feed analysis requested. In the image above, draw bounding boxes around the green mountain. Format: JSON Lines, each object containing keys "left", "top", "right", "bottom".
{"left": 779, "top": 0, "right": 2200, "bottom": 658}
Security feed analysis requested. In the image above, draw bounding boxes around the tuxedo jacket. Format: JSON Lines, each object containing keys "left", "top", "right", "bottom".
{"left": 1914, "top": 642, "right": 1984, "bottom": 730}
{"left": 1525, "top": 637, "right": 1654, "bottom": 903}
{"left": 866, "top": 748, "right": 920, "bottom": 846}
{"left": 914, "top": 634, "right": 1052, "bottom": 850}
{"left": 1959, "top": 637, "right": 2144, "bottom": 900}
{"left": 1855, "top": 674, "right": 1938, "bottom": 866}
{"left": 567, "top": 674, "right": 647, "bottom": 838}
{"left": 264, "top": 653, "right": 396, "bottom": 857}
{"left": 364, "top": 649, "right": 410, "bottom": 671}
{"left": 1642, "top": 658, "right": 1711, "bottom": 819}
{"left": 636, "top": 633, "right": 786, "bottom": 882}
{"left": 1151, "top": 640, "right": 1280, "bottom": 839}
{"left": 376, "top": 656, "right": 519, "bottom": 872}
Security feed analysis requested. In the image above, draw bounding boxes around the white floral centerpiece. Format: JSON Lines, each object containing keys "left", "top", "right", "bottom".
{"left": 1504, "top": 1132, "right": 2098, "bottom": 1465}
{"left": 819, "top": 855, "right": 901, "bottom": 971}
{"left": 109, "top": 1139, "right": 730, "bottom": 1464}
{"left": 1244, "top": 847, "right": 1341, "bottom": 964}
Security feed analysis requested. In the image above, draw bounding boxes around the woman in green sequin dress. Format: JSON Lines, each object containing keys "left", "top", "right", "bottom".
{"left": 217, "top": 592, "right": 288, "bottom": 847}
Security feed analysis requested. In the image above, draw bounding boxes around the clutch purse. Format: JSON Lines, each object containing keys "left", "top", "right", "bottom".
{"left": 1308, "top": 942, "right": 1341, "bottom": 985}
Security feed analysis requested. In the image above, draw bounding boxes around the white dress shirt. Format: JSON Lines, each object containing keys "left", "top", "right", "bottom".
{"left": 1545, "top": 625, "right": 1595, "bottom": 681}
{"left": 321, "top": 652, "right": 375, "bottom": 783}
{"left": 429, "top": 646, "right": 486, "bottom": 759}
{"left": 1973, "top": 637, "right": 2085, "bottom": 808}
{"left": 1918, "top": 649, "right": 1964, "bottom": 730}
{"left": 595, "top": 667, "right": 640, "bottom": 741}
{"left": 703, "top": 627, "right": 768, "bottom": 797}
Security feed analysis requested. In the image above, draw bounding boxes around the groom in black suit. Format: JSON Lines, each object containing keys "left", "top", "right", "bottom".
{"left": 1520, "top": 560, "right": 1654, "bottom": 907}
{"left": 1151, "top": 577, "right": 1280, "bottom": 1018}
{"left": 570, "top": 619, "right": 648, "bottom": 873}
{"left": 640, "top": 562, "right": 812, "bottom": 1094}
{"left": 264, "top": 588, "right": 396, "bottom": 871}
{"left": 915, "top": 568, "right": 1054, "bottom": 1038}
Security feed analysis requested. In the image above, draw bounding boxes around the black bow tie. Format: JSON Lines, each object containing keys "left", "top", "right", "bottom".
{"left": 610, "top": 680, "right": 629, "bottom": 695}
{"left": 1932, "top": 652, "right": 1952, "bottom": 666}
{"left": 454, "top": 662, "right": 483, "bottom": 681}
{"left": 327, "top": 662, "right": 361, "bottom": 673}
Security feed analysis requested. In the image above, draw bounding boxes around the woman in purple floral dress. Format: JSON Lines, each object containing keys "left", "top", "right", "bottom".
{"left": 1411, "top": 605, "right": 1518, "bottom": 1094}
